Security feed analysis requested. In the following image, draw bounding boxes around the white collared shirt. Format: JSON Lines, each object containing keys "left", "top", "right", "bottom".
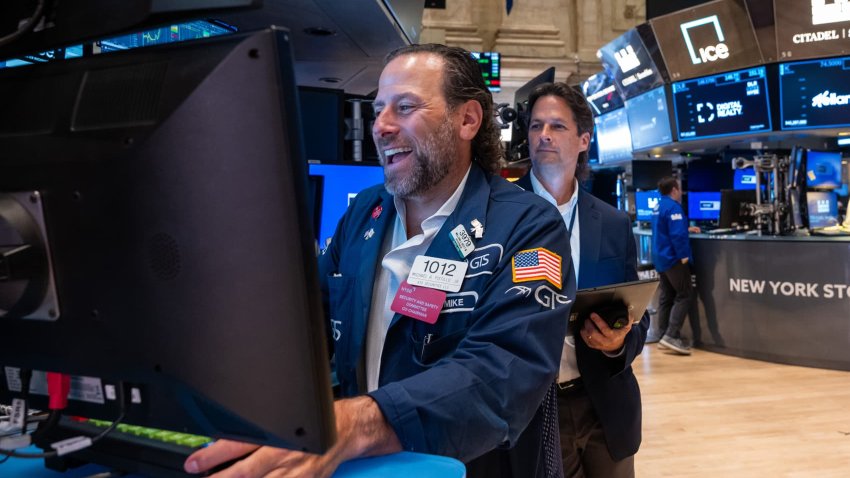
{"left": 365, "top": 166, "right": 472, "bottom": 392}
{"left": 529, "top": 172, "right": 582, "bottom": 382}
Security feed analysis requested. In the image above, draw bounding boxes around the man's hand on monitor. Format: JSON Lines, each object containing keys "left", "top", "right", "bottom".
{"left": 183, "top": 396, "right": 402, "bottom": 477}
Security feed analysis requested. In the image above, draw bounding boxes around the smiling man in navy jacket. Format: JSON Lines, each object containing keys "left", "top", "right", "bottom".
{"left": 186, "top": 45, "right": 574, "bottom": 478}
{"left": 515, "top": 82, "right": 648, "bottom": 478}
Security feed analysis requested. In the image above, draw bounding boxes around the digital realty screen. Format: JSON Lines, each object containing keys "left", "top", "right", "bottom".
{"left": 672, "top": 66, "right": 772, "bottom": 141}
{"left": 688, "top": 191, "right": 721, "bottom": 220}
{"left": 774, "top": 0, "right": 850, "bottom": 61}
{"left": 649, "top": 0, "right": 762, "bottom": 81}
{"left": 806, "top": 190, "right": 839, "bottom": 228}
{"left": 471, "top": 51, "right": 501, "bottom": 92}
{"left": 308, "top": 164, "right": 385, "bottom": 246}
{"left": 598, "top": 28, "right": 665, "bottom": 99}
{"left": 806, "top": 150, "right": 843, "bottom": 189}
{"left": 635, "top": 190, "right": 662, "bottom": 221}
{"left": 594, "top": 107, "right": 633, "bottom": 163}
{"left": 582, "top": 71, "right": 625, "bottom": 116}
{"left": 779, "top": 56, "right": 850, "bottom": 130}
{"left": 625, "top": 86, "right": 673, "bottom": 150}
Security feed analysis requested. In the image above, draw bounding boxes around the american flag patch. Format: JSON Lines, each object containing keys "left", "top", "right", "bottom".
{"left": 512, "top": 248, "right": 562, "bottom": 288}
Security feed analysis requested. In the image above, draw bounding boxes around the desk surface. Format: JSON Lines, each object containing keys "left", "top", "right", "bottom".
{"left": 3, "top": 449, "right": 466, "bottom": 478}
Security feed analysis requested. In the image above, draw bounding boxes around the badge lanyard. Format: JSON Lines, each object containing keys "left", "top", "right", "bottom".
{"left": 566, "top": 196, "right": 578, "bottom": 239}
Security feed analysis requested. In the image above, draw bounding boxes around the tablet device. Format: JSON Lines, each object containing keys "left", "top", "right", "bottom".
{"left": 569, "top": 278, "right": 659, "bottom": 331}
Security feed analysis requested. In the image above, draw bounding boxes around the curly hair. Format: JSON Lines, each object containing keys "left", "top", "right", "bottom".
{"left": 384, "top": 44, "right": 503, "bottom": 174}
{"left": 526, "top": 82, "right": 594, "bottom": 181}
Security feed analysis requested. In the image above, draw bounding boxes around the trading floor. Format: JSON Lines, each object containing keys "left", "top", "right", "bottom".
{"left": 634, "top": 346, "right": 850, "bottom": 477}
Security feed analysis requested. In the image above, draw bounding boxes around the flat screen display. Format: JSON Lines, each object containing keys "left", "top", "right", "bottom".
{"left": 779, "top": 56, "right": 850, "bottom": 130}
{"left": 806, "top": 190, "right": 839, "bottom": 228}
{"left": 632, "top": 159, "right": 673, "bottom": 190}
{"left": 598, "top": 28, "right": 666, "bottom": 99}
{"left": 625, "top": 86, "right": 674, "bottom": 150}
{"left": 650, "top": 0, "right": 763, "bottom": 81}
{"left": 806, "top": 150, "right": 843, "bottom": 188}
{"left": 582, "top": 71, "right": 625, "bottom": 116}
{"left": 299, "top": 87, "right": 345, "bottom": 163}
{"left": 471, "top": 51, "right": 501, "bottom": 92}
{"left": 733, "top": 168, "right": 758, "bottom": 190}
{"left": 775, "top": 0, "right": 850, "bottom": 61}
{"left": 672, "top": 66, "right": 772, "bottom": 141}
{"left": 688, "top": 191, "right": 721, "bottom": 220}
{"left": 96, "top": 20, "right": 236, "bottom": 52}
{"left": 308, "top": 164, "right": 385, "bottom": 247}
{"left": 594, "top": 108, "right": 633, "bottom": 163}
{"left": 636, "top": 190, "right": 662, "bottom": 221}
{"left": 687, "top": 158, "right": 733, "bottom": 191}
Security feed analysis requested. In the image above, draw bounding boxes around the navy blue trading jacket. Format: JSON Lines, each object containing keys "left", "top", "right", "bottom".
{"left": 651, "top": 195, "right": 692, "bottom": 273}
{"left": 318, "top": 163, "right": 576, "bottom": 471}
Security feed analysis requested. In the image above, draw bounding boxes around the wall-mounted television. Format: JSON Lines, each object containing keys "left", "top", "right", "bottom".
{"left": 687, "top": 191, "right": 721, "bottom": 220}
{"left": 598, "top": 27, "right": 666, "bottom": 99}
{"left": 635, "top": 189, "right": 662, "bottom": 221}
{"left": 650, "top": 0, "right": 763, "bottom": 81}
{"left": 672, "top": 66, "right": 772, "bottom": 141}
{"left": 470, "top": 51, "right": 501, "bottom": 92}
{"left": 779, "top": 56, "right": 850, "bottom": 130}
{"left": 594, "top": 107, "right": 633, "bottom": 164}
{"left": 625, "top": 86, "right": 674, "bottom": 150}
{"left": 582, "top": 70, "right": 625, "bottom": 116}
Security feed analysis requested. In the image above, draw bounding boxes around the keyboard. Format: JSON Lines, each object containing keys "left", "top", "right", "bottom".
{"left": 37, "top": 417, "right": 216, "bottom": 478}
{"left": 811, "top": 225, "right": 850, "bottom": 236}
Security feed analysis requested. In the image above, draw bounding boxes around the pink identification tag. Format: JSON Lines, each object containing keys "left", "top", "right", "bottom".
{"left": 390, "top": 280, "right": 447, "bottom": 324}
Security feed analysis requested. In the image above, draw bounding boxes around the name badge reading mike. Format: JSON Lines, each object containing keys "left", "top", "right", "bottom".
{"left": 407, "top": 255, "right": 468, "bottom": 293}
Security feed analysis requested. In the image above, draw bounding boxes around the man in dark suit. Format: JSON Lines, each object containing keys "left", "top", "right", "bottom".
{"left": 514, "top": 82, "right": 648, "bottom": 478}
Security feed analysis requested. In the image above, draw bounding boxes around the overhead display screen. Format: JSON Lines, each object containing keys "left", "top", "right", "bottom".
{"left": 470, "top": 51, "right": 501, "bottom": 92}
{"left": 779, "top": 56, "right": 850, "bottom": 130}
{"left": 672, "top": 66, "right": 772, "bottom": 141}
{"left": 582, "top": 71, "right": 625, "bottom": 116}
{"left": 650, "top": 0, "right": 763, "bottom": 81}
{"left": 625, "top": 86, "right": 674, "bottom": 150}
{"left": 595, "top": 108, "right": 633, "bottom": 163}
{"left": 598, "top": 28, "right": 666, "bottom": 99}
{"left": 775, "top": 0, "right": 850, "bottom": 61}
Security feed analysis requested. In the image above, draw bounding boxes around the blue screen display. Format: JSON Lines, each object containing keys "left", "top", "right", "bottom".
{"left": 635, "top": 190, "right": 662, "bottom": 221}
{"left": 806, "top": 150, "right": 843, "bottom": 189}
{"left": 733, "top": 169, "right": 758, "bottom": 190}
{"left": 595, "top": 108, "right": 633, "bottom": 164}
{"left": 672, "top": 66, "right": 772, "bottom": 141}
{"left": 97, "top": 20, "right": 236, "bottom": 52}
{"left": 688, "top": 191, "right": 721, "bottom": 221}
{"left": 806, "top": 191, "right": 839, "bottom": 228}
{"left": 779, "top": 56, "right": 850, "bottom": 130}
{"left": 308, "top": 164, "right": 385, "bottom": 246}
{"left": 626, "top": 86, "right": 673, "bottom": 150}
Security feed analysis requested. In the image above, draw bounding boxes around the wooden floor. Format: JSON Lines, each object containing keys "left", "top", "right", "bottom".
{"left": 633, "top": 345, "right": 850, "bottom": 477}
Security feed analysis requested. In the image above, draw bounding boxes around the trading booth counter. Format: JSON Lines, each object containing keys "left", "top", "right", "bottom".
{"left": 689, "top": 233, "right": 850, "bottom": 371}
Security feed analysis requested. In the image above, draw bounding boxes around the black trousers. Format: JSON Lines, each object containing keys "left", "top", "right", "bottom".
{"left": 558, "top": 383, "right": 634, "bottom": 478}
{"left": 658, "top": 261, "right": 694, "bottom": 340}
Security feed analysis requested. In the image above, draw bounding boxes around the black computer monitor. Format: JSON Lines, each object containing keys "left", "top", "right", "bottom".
{"left": 687, "top": 191, "right": 721, "bottom": 221}
{"left": 298, "top": 86, "right": 346, "bottom": 163}
{"left": 509, "top": 67, "right": 556, "bottom": 160}
{"left": 687, "top": 158, "right": 733, "bottom": 191}
{"left": 0, "top": 28, "right": 335, "bottom": 453}
{"left": 719, "top": 189, "right": 756, "bottom": 228}
{"left": 806, "top": 190, "right": 840, "bottom": 229}
{"left": 632, "top": 160, "right": 672, "bottom": 191}
{"left": 733, "top": 168, "right": 758, "bottom": 190}
{"left": 805, "top": 150, "right": 843, "bottom": 189}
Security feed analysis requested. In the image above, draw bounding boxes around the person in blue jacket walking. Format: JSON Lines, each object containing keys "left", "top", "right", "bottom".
{"left": 651, "top": 176, "right": 700, "bottom": 355}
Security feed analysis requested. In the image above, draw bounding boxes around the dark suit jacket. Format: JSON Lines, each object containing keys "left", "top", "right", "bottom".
{"left": 515, "top": 172, "right": 648, "bottom": 460}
